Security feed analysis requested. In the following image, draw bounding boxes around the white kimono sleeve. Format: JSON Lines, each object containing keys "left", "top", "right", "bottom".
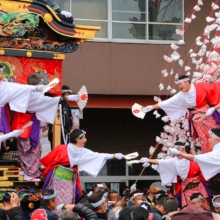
{"left": 27, "top": 92, "right": 60, "bottom": 124}
{"left": 157, "top": 159, "right": 178, "bottom": 185}
{"left": 194, "top": 150, "right": 220, "bottom": 180}
{"left": 0, "top": 82, "right": 36, "bottom": 113}
{"left": 158, "top": 92, "right": 191, "bottom": 122}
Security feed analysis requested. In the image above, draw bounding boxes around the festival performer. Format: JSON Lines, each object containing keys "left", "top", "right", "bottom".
{"left": 140, "top": 141, "right": 210, "bottom": 209}
{"left": 169, "top": 128, "right": 220, "bottom": 181}
{"left": 141, "top": 75, "right": 220, "bottom": 152}
{"left": 0, "top": 68, "right": 79, "bottom": 125}
{"left": 40, "top": 129, "right": 124, "bottom": 207}
{"left": 11, "top": 74, "right": 80, "bottom": 182}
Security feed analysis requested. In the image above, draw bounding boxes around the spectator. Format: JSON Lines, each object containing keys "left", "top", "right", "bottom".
{"left": 212, "top": 195, "right": 220, "bottom": 214}
{"left": 129, "top": 190, "right": 144, "bottom": 206}
{"left": 0, "top": 192, "right": 24, "bottom": 220}
{"left": 115, "top": 198, "right": 127, "bottom": 208}
{"left": 31, "top": 189, "right": 74, "bottom": 220}
{"left": 58, "top": 203, "right": 97, "bottom": 220}
{"left": 108, "top": 206, "right": 123, "bottom": 220}
{"left": 155, "top": 190, "right": 168, "bottom": 202}
{"left": 149, "top": 197, "right": 165, "bottom": 220}
{"left": 190, "top": 193, "right": 206, "bottom": 210}
{"left": 88, "top": 191, "right": 108, "bottom": 220}
{"left": 166, "top": 185, "right": 175, "bottom": 198}
{"left": 171, "top": 205, "right": 214, "bottom": 220}
{"left": 107, "top": 191, "right": 119, "bottom": 211}
{"left": 146, "top": 182, "right": 157, "bottom": 206}
{"left": 118, "top": 206, "right": 148, "bottom": 220}
{"left": 162, "top": 197, "right": 179, "bottom": 220}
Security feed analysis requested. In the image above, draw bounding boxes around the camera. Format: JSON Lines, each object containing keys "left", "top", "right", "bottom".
{"left": 124, "top": 190, "right": 130, "bottom": 198}
{"left": 3, "top": 192, "right": 11, "bottom": 202}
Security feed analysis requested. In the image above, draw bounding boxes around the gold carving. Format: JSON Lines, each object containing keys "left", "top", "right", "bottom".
{"left": 0, "top": 181, "right": 14, "bottom": 187}
{"left": 53, "top": 53, "right": 65, "bottom": 60}
{"left": 29, "top": 202, "right": 35, "bottom": 209}
{"left": 35, "top": 182, "right": 39, "bottom": 186}
{"left": 0, "top": 50, "right": 5, "bottom": 55}
{"left": 44, "top": 13, "right": 53, "bottom": 22}
{"left": 0, "top": 1, "right": 31, "bottom": 13}
{"left": 26, "top": 51, "right": 32, "bottom": 57}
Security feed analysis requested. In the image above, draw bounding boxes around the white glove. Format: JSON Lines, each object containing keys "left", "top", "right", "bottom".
{"left": 205, "top": 107, "right": 215, "bottom": 116}
{"left": 130, "top": 183, "right": 136, "bottom": 192}
{"left": 141, "top": 105, "right": 153, "bottom": 113}
{"left": 169, "top": 148, "right": 180, "bottom": 156}
{"left": 114, "top": 153, "right": 124, "bottom": 160}
{"left": 140, "top": 157, "right": 149, "bottom": 163}
{"left": 67, "top": 94, "right": 79, "bottom": 102}
{"left": 0, "top": 130, "right": 21, "bottom": 142}
{"left": 61, "top": 10, "right": 72, "bottom": 18}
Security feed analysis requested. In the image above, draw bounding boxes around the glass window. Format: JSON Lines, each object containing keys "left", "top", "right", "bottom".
{"left": 65, "top": 0, "right": 183, "bottom": 43}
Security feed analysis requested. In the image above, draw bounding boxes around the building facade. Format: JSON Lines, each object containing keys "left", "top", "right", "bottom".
{"left": 58, "top": 0, "right": 210, "bottom": 193}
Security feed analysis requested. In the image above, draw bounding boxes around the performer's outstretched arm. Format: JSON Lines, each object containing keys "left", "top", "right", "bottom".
{"left": 141, "top": 157, "right": 158, "bottom": 164}
{"left": 169, "top": 148, "right": 194, "bottom": 161}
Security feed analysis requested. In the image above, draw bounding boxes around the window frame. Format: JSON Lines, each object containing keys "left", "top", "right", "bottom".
{"left": 70, "top": 1, "right": 184, "bottom": 43}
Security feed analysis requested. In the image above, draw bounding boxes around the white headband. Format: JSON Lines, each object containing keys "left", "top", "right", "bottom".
{"left": 62, "top": 89, "right": 72, "bottom": 94}
{"left": 41, "top": 191, "right": 57, "bottom": 200}
{"left": 208, "top": 130, "right": 220, "bottom": 140}
{"left": 212, "top": 195, "right": 220, "bottom": 208}
{"left": 91, "top": 192, "right": 107, "bottom": 208}
{"left": 174, "top": 145, "right": 185, "bottom": 149}
{"left": 175, "top": 77, "right": 190, "bottom": 84}
{"left": 191, "top": 195, "right": 204, "bottom": 203}
{"left": 130, "top": 193, "right": 143, "bottom": 201}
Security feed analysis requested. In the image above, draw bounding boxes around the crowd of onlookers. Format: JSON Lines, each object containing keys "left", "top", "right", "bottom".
{"left": 1, "top": 182, "right": 220, "bottom": 220}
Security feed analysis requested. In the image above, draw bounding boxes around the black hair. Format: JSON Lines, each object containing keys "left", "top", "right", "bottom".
{"left": 108, "top": 190, "right": 118, "bottom": 198}
{"left": 60, "top": 210, "right": 77, "bottom": 220}
{"left": 174, "top": 141, "right": 185, "bottom": 146}
{"left": 69, "top": 129, "right": 85, "bottom": 144}
{"left": 178, "top": 75, "right": 191, "bottom": 84}
{"left": 118, "top": 206, "right": 148, "bottom": 220}
{"left": 163, "top": 197, "right": 178, "bottom": 213}
{"left": 88, "top": 191, "right": 104, "bottom": 211}
{"left": 27, "top": 73, "right": 43, "bottom": 85}
{"left": 210, "top": 128, "right": 220, "bottom": 139}
{"left": 62, "top": 85, "right": 71, "bottom": 97}
{"left": 190, "top": 192, "right": 204, "bottom": 201}
{"left": 40, "top": 189, "right": 56, "bottom": 206}
{"left": 156, "top": 190, "right": 168, "bottom": 202}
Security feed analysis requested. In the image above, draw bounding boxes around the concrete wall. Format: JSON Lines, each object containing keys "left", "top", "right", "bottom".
{"left": 63, "top": 0, "right": 211, "bottom": 95}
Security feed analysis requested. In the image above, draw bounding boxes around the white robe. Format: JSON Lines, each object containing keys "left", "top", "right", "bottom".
{"left": 0, "top": 81, "right": 36, "bottom": 112}
{"left": 27, "top": 92, "right": 60, "bottom": 124}
{"left": 67, "top": 143, "right": 112, "bottom": 177}
{"left": 158, "top": 84, "right": 196, "bottom": 122}
{"left": 194, "top": 142, "right": 220, "bottom": 180}
{"left": 157, "top": 157, "right": 190, "bottom": 185}
{"left": 0, "top": 81, "right": 60, "bottom": 124}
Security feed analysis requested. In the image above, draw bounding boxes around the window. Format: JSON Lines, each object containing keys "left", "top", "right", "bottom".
{"left": 59, "top": 0, "right": 183, "bottom": 43}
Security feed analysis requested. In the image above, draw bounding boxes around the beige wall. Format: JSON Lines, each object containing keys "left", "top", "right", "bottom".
{"left": 63, "top": 0, "right": 211, "bottom": 95}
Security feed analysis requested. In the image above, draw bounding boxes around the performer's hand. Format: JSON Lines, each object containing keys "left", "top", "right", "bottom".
{"left": 67, "top": 94, "right": 79, "bottom": 102}
{"left": 61, "top": 10, "right": 72, "bottom": 18}
{"left": 140, "top": 157, "right": 149, "bottom": 163}
{"left": 205, "top": 107, "right": 215, "bottom": 116}
{"left": 141, "top": 105, "right": 153, "bottom": 113}
{"left": 130, "top": 183, "right": 136, "bottom": 192}
{"left": 114, "top": 153, "right": 124, "bottom": 160}
{"left": 169, "top": 148, "right": 180, "bottom": 156}
{"left": 11, "top": 130, "right": 22, "bottom": 138}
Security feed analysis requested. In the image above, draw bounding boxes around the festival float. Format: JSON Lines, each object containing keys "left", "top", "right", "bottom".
{"left": 0, "top": 0, "right": 100, "bottom": 216}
